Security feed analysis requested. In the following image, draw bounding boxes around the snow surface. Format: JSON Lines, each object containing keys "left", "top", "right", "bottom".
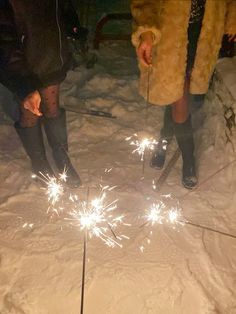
{"left": 0, "top": 42, "right": 236, "bottom": 314}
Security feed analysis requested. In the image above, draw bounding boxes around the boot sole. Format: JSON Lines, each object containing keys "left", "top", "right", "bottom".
{"left": 182, "top": 179, "right": 198, "bottom": 190}
{"left": 150, "top": 163, "right": 164, "bottom": 170}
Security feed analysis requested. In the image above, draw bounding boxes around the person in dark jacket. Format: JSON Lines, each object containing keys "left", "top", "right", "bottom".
{"left": 0, "top": 0, "right": 81, "bottom": 187}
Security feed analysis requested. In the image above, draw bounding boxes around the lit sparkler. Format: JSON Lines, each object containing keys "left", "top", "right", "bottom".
{"left": 144, "top": 196, "right": 184, "bottom": 228}
{"left": 46, "top": 176, "right": 64, "bottom": 206}
{"left": 140, "top": 195, "right": 184, "bottom": 252}
{"left": 126, "top": 133, "right": 158, "bottom": 162}
{"left": 42, "top": 170, "right": 67, "bottom": 216}
{"left": 67, "top": 185, "right": 129, "bottom": 247}
{"left": 64, "top": 185, "right": 129, "bottom": 314}
{"left": 43, "top": 174, "right": 129, "bottom": 314}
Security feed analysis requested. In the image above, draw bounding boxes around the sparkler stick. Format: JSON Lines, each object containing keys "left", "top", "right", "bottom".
{"left": 140, "top": 197, "right": 236, "bottom": 248}
{"left": 183, "top": 220, "right": 236, "bottom": 240}
{"left": 80, "top": 186, "right": 90, "bottom": 314}
{"left": 142, "top": 152, "right": 146, "bottom": 176}
{"left": 126, "top": 67, "right": 157, "bottom": 175}
{"left": 65, "top": 107, "right": 117, "bottom": 119}
{"left": 142, "top": 66, "right": 151, "bottom": 175}
{"left": 44, "top": 178, "right": 128, "bottom": 313}
{"left": 80, "top": 230, "right": 87, "bottom": 314}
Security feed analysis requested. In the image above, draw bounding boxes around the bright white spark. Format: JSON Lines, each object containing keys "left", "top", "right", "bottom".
{"left": 167, "top": 208, "right": 181, "bottom": 224}
{"left": 145, "top": 202, "right": 183, "bottom": 227}
{"left": 59, "top": 169, "right": 68, "bottom": 182}
{"left": 145, "top": 202, "right": 166, "bottom": 225}
{"left": 126, "top": 134, "right": 158, "bottom": 161}
{"left": 43, "top": 169, "right": 68, "bottom": 208}
{"left": 46, "top": 176, "right": 64, "bottom": 205}
{"left": 140, "top": 197, "right": 184, "bottom": 251}
{"left": 66, "top": 186, "right": 128, "bottom": 247}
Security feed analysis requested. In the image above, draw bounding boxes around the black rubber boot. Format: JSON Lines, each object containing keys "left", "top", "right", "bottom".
{"left": 173, "top": 116, "right": 198, "bottom": 189}
{"left": 14, "top": 122, "right": 54, "bottom": 180}
{"left": 43, "top": 108, "right": 81, "bottom": 188}
{"left": 150, "top": 105, "right": 174, "bottom": 169}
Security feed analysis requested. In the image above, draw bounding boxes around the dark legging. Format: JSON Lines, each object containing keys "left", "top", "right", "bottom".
{"left": 171, "top": 16, "right": 204, "bottom": 123}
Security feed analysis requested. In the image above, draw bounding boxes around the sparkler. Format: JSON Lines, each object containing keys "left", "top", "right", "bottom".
{"left": 46, "top": 176, "right": 64, "bottom": 206}
{"left": 126, "top": 133, "right": 158, "bottom": 175}
{"left": 67, "top": 185, "right": 128, "bottom": 247}
{"left": 144, "top": 195, "right": 183, "bottom": 228}
{"left": 126, "top": 66, "right": 156, "bottom": 175}
{"left": 140, "top": 194, "right": 236, "bottom": 252}
{"left": 139, "top": 195, "right": 183, "bottom": 251}
{"left": 42, "top": 170, "right": 66, "bottom": 217}
{"left": 44, "top": 179, "right": 129, "bottom": 314}
{"left": 66, "top": 185, "right": 128, "bottom": 314}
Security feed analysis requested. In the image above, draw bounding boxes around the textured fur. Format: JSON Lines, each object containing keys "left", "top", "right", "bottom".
{"left": 131, "top": 0, "right": 236, "bottom": 106}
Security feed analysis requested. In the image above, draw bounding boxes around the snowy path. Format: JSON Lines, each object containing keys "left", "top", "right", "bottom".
{"left": 0, "top": 42, "right": 236, "bottom": 314}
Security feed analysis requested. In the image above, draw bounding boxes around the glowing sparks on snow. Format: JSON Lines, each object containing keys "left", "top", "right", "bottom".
{"left": 140, "top": 195, "right": 184, "bottom": 252}
{"left": 145, "top": 202, "right": 166, "bottom": 225}
{"left": 126, "top": 134, "right": 158, "bottom": 161}
{"left": 167, "top": 208, "right": 181, "bottom": 224}
{"left": 145, "top": 196, "right": 183, "bottom": 227}
{"left": 67, "top": 186, "right": 129, "bottom": 247}
{"left": 43, "top": 176, "right": 129, "bottom": 248}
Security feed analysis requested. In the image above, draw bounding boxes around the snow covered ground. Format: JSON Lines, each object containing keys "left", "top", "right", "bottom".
{"left": 0, "top": 42, "right": 236, "bottom": 314}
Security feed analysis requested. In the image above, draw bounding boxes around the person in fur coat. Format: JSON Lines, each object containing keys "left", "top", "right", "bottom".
{"left": 131, "top": 0, "right": 236, "bottom": 189}
{"left": 0, "top": 0, "right": 81, "bottom": 187}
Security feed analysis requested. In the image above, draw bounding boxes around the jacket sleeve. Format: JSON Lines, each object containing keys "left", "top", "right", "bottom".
{"left": 10, "top": 0, "right": 71, "bottom": 89}
{"left": 130, "top": 0, "right": 162, "bottom": 48}
{"left": 225, "top": 0, "right": 236, "bottom": 35}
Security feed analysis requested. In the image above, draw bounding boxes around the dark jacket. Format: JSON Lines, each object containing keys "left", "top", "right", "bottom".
{"left": 0, "top": 0, "right": 71, "bottom": 99}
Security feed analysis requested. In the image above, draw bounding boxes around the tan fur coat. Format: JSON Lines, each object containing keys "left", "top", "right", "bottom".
{"left": 131, "top": 0, "right": 236, "bottom": 106}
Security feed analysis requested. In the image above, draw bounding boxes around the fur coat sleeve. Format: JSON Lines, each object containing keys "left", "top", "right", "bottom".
{"left": 225, "top": 0, "right": 236, "bottom": 35}
{"left": 131, "top": 0, "right": 162, "bottom": 47}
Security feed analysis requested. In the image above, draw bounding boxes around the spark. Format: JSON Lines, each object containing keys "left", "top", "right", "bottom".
{"left": 167, "top": 208, "right": 182, "bottom": 225}
{"left": 145, "top": 198, "right": 183, "bottom": 227}
{"left": 126, "top": 133, "right": 158, "bottom": 161}
{"left": 59, "top": 169, "right": 68, "bottom": 182}
{"left": 22, "top": 222, "right": 34, "bottom": 229}
{"left": 46, "top": 176, "right": 64, "bottom": 206}
{"left": 145, "top": 202, "right": 166, "bottom": 225}
{"left": 43, "top": 169, "right": 68, "bottom": 206}
{"left": 42, "top": 170, "right": 129, "bottom": 247}
{"left": 66, "top": 186, "right": 129, "bottom": 247}
{"left": 140, "top": 196, "right": 184, "bottom": 252}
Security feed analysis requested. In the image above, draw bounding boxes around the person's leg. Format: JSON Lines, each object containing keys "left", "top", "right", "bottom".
{"left": 40, "top": 84, "right": 81, "bottom": 187}
{"left": 40, "top": 85, "right": 60, "bottom": 118}
{"left": 14, "top": 101, "right": 53, "bottom": 179}
{"left": 150, "top": 105, "right": 174, "bottom": 169}
{"left": 171, "top": 83, "right": 197, "bottom": 189}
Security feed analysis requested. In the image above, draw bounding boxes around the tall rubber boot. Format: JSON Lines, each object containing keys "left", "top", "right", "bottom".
{"left": 14, "top": 122, "right": 54, "bottom": 180}
{"left": 43, "top": 108, "right": 81, "bottom": 188}
{"left": 150, "top": 105, "right": 174, "bottom": 169}
{"left": 173, "top": 116, "right": 197, "bottom": 189}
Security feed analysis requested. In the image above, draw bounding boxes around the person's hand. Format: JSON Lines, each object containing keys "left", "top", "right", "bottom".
{"left": 137, "top": 31, "right": 154, "bottom": 66}
{"left": 227, "top": 34, "right": 236, "bottom": 42}
{"left": 23, "top": 90, "right": 42, "bottom": 116}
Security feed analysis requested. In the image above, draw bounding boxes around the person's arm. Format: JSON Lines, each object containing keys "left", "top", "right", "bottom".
{"left": 225, "top": 0, "right": 236, "bottom": 42}
{"left": 131, "top": 0, "right": 162, "bottom": 66}
{"left": 131, "top": 0, "right": 162, "bottom": 49}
